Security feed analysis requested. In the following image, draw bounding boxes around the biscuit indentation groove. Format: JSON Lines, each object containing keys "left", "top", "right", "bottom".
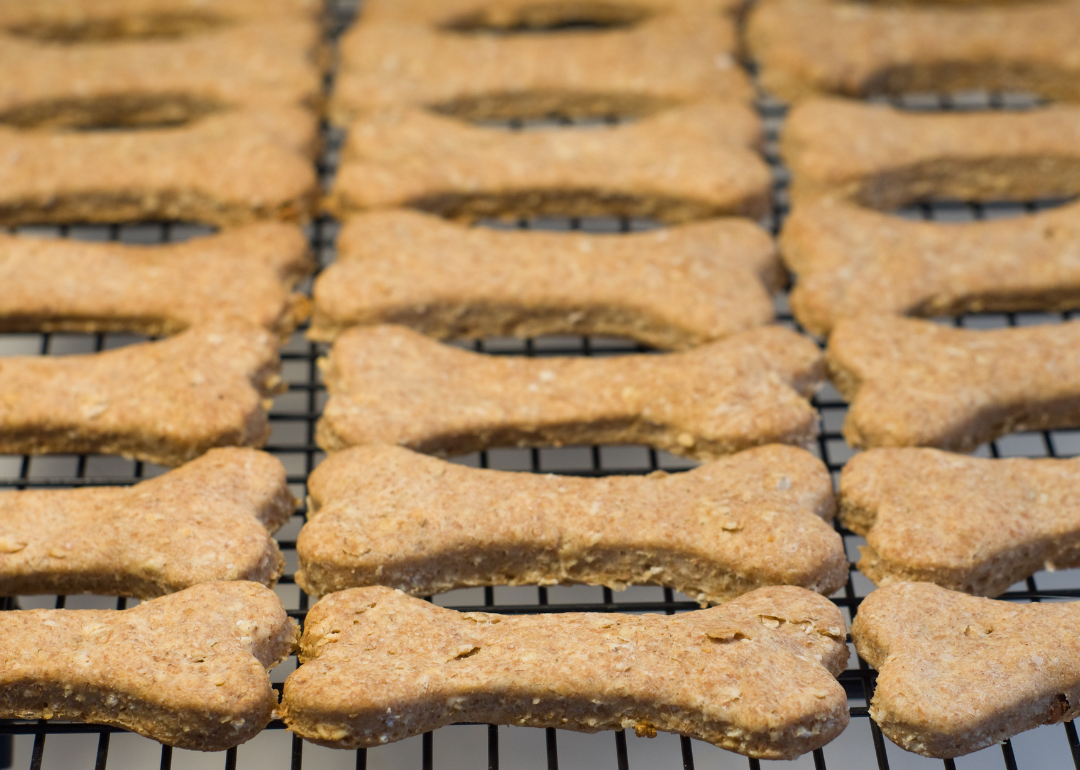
{"left": 280, "top": 585, "right": 849, "bottom": 759}
{"left": 317, "top": 324, "right": 824, "bottom": 459}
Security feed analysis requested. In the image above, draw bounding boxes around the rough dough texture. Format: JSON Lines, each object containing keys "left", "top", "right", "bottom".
{"left": 359, "top": 0, "right": 745, "bottom": 27}
{"left": 309, "top": 210, "right": 780, "bottom": 348}
{"left": 842, "top": 448, "right": 1080, "bottom": 596}
{"left": 0, "top": 448, "right": 296, "bottom": 598}
{"left": 317, "top": 324, "right": 824, "bottom": 459}
{"left": 326, "top": 101, "right": 769, "bottom": 223}
{"left": 280, "top": 585, "right": 849, "bottom": 759}
{"left": 297, "top": 443, "right": 846, "bottom": 602}
{"left": 853, "top": 582, "right": 1080, "bottom": 758}
{"left": 781, "top": 198, "right": 1080, "bottom": 336}
{"left": 747, "top": 0, "right": 1080, "bottom": 103}
{"left": 0, "top": 224, "right": 313, "bottom": 339}
{"left": 0, "top": 320, "right": 283, "bottom": 466}
{"left": 332, "top": 15, "right": 750, "bottom": 122}
{"left": 827, "top": 316, "right": 1080, "bottom": 452}
{"left": 0, "top": 107, "right": 318, "bottom": 227}
{"left": 0, "top": 581, "right": 299, "bottom": 751}
{"left": 782, "top": 98, "right": 1080, "bottom": 209}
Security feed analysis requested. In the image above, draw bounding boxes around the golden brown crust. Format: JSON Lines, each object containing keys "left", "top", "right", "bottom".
{"left": 327, "top": 101, "right": 769, "bottom": 223}
{"left": 309, "top": 210, "right": 780, "bottom": 347}
{"left": 0, "top": 581, "right": 299, "bottom": 751}
{"left": 317, "top": 324, "right": 823, "bottom": 459}
{"left": 359, "top": 0, "right": 745, "bottom": 27}
{"left": 280, "top": 586, "right": 849, "bottom": 759}
{"left": 297, "top": 444, "right": 846, "bottom": 602}
{"left": 827, "top": 316, "right": 1080, "bottom": 452}
{"left": 0, "top": 320, "right": 283, "bottom": 466}
{"left": 852, "top": 582, "right": 1080, "bottom": 758}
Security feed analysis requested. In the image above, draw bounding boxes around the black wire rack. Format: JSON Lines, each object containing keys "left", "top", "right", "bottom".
{"left": 4, "top": 2, "right": 1080, "bottom": 769}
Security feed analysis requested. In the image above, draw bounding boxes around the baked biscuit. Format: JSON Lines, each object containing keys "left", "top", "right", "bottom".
{"left": 0, "top": 448, "right": 295, "bottom": 598}
{"left": 0, "top": 107, "right": 317, "bottom": 226}
{"left": 781, "top": 198, "right": 1080, "bottom": 336}
{"left": 0, "top": 581, "right": 298, "bottom": 751}
{"left": 0, "top": 223, "right": 313, "bottom": 339}
{"left": 297, "top": 444, "right": 847, "bottom": 602}
{"left": 326, "top": 101, "right": 769, "bottom": 223}
{"left": 359, "top": 0, "right": 744, "bottom": 27}
{"left": 827, "top": 316, "right": 1080, "bottom": 452}
{"left": 280, "top": 585, "right": 849, "bottom": 759}
{"left": 853, "top": 582, "right": 1080, "bottom": 758}
{"left": 0, "top": 320, "right": 283, "bottom": 466}
{"left": 309, "top": 210, "right": 780, "bottom": 347}
{"left": 317, "top": 324, "right": 823, "bottom": 459}
{"left": 747, "top": 0, "right": 1080, "bottom": 103}
{"left": 840, "top": 448, "right": 1080, "bottom": 596}
{"left": 782, "top": 99, "right": 1080, "bottom": 209}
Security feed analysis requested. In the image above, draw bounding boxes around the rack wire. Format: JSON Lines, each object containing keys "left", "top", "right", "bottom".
{"left": 3, "top": 2, "right": 1080, "bottom": 769}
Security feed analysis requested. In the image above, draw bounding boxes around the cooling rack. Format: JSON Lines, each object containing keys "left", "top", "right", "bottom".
{"left": 4, "top": 1, "right": 1080, "bottom": 769}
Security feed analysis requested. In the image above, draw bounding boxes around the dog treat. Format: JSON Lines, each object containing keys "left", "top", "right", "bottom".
{"left": 0, "top": 319, "right": 283, "bottom": 466}
{"left": 309, "top": 210, "right": 780, "bottom": 347}
{"left": 0, "top": 20, "right": 321, "bottom": 128}
{"left": 0, "top": 581, "right": 299, "bottom": 751}
{"left": 332, "top": 15, "right": 750, "bottom": 122}
{"left": 0, "top": 448, "right": 296, "bottom": 598}
{"left": 280, "top": 585, "right": 849, "bottom": 758}
{"left": 0, "top": 107, "right": 317, "bottom": 226}
{"left": 359, "top": 0, "right": 745, "bottom": 27}
{"left": 747, "top": 0, "right": 1080, "bottom": 103}
{"left": 326, "top": 101, "right": 769, "bottom": 223}
{"left": 781, "top": 198, "right": 1080, "bottom": 336}
{"left": 0, "top": 224, "right": 313, "bottom": 339}
{"left": 782, "top": 98, "right": 1080, "bottom": 209}
{"left": 297, "top": 443, "right": 847, "bottom": 602}
{"left": 853, "top": 582, "right": 1080, "bottom": 758}
{"left": 840, "top": 448, "right": 1080, "bottom": 596}
{"left": 827, "top": 316, "right": 1080, "bottom": 452}
{"left": 317, "top": 324, "right": 823, "bottom": 459}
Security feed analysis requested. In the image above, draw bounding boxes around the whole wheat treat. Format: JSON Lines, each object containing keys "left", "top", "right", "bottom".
{"left": 309, "top": 210, "right": 780, "bottom": 347}
{"left": 359, "top": 0, "right": 745, "bottom": 27}
{"left": 827, "top": 316, "right": 1080, "bottom": 452}
{"left": 332, "top": 16, "right": 750, "bottom": 122}
{"left": 853, "top": 582, "right": 1080, "bottom": 758}
{"left": 280, "top": 585, "right": 849, "bottom": 758}
{"left": 0, "top": 224, "right": 313, "bottom": 339}
{"left": 781, "top": 198, "right": 1080, "bottom": 336}
{"left": 0, "top": 581, "right": 299, "bottom": 751}
{"left": 782, "top": 98, "right": 1080, "bottom": 209}
{"left": 317, "top": 324, "right": 823, "bottom": 459}
{"left": 326, "top": 101, "right": 769, "bottom": 223}
{"left": 747, "top": 0, "right": 1080, "bottom": 103}
{"left": 0, "top": 107, "right": 317, "bottom": 226}
{"left": 0, "top": 319, "right": 283, "bottom": 466}
{"left": 0, "top": 448, "right": 296, "bottom": 598}
{"left": 840, "top": 448, "right": 1080, "bottom": 596}
{"left": 297, "top": 444, "right": 846, "bottom": 602}
{"left": 0, "top": 20, "right": 321, "bottom": 128}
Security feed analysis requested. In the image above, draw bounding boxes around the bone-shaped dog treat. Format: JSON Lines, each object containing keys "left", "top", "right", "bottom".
{"left": 280, "top": 585, "right": 849, "bottom": 758}
{"left": 852, "top": 582, "right": 1080, "bottom": 758}
{"left": 297, "top": 443, "right": 847, "bottom": 602}
{"left": 0, "top": 581, "right": 298, "bottom": 751}
{"left": 0, "top": 448, "right": 296, "bottom": 598}
{"left": 827, "top": 316, "right": 1080, "bottom": 452}
{"left": 0, "top": 107, "right": 318, "bottom": 226}
{"left": 781, "top": 198, "right": 1080, "bottom": 336}
{"left": 0, "top": 319, "right": 282, "bottom": 466}
{"left": 359, "top": 0, "right": 745, "bottom": 26}
{"left": 309, "top": 210, "right": 780, "bottom": 348}
{"left": 317, "top": 324, "right": 824, "bottom": 459}
{"left": 782, "top": 98, "right": 1080, "bottom": 209}
{"left": 747, "top": 0, "right": 1080, "bottom": 103}
{"left": 0, "top": 223, "right": 313, "bottom": 339}
{"left": 841, "top": 448, "right": 1080, "bottom": 596}
{"left": 332, "top": 15, "right": 750, "bottom": 123}
{"left": 326, "top": 101, "right": 770, "bottom": 223}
